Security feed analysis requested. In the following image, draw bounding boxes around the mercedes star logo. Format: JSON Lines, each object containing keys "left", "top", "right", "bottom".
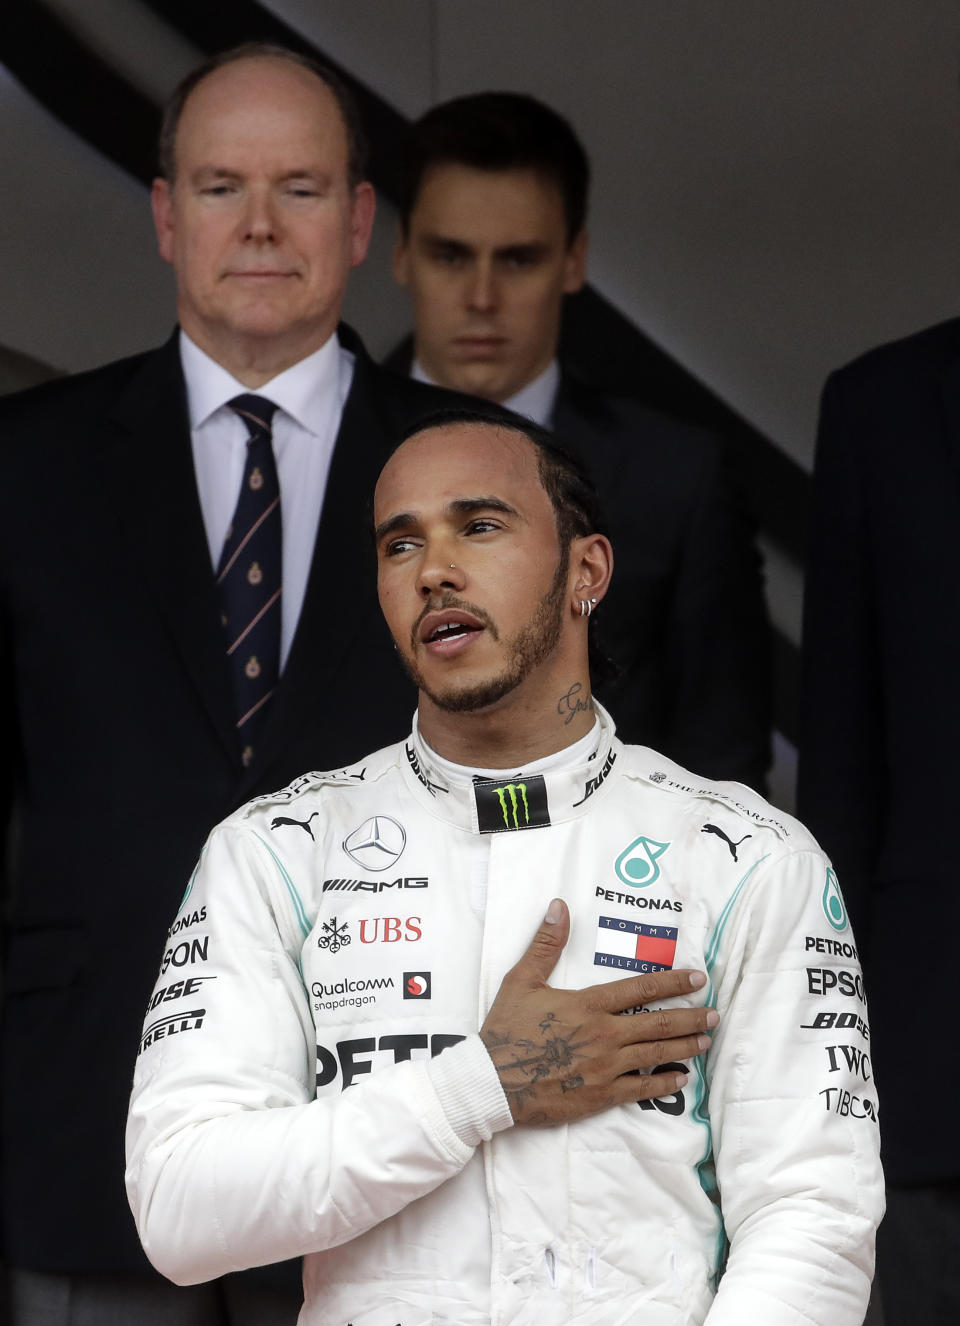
{"left": 342, "top": 815, "right": 407, "bottom": 871}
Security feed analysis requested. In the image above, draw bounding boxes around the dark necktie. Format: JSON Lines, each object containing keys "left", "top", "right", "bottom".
{"left": 217, "top": 394, "right": 282, "bottom": 768}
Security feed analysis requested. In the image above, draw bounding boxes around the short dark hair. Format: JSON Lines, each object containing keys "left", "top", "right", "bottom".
{"left": 397, "top": 92, "right": 589, "bottom": 245}
{"left": 157, "top": 42, "right": 368, "bottom": 188}
{"left": 398, "top": 406, "right": 606, "bottom": 550}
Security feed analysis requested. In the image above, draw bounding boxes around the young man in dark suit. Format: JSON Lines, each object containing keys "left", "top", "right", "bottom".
{"left": 0, "top": 42, "right": 462, "bottom": 1326}
{"left": 387, "top": 92, "right": 772, "bottom": 790}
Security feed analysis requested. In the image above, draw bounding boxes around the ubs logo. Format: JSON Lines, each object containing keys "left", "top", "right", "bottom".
{"left": 359, "top": 917, "right": 422, "bottom": 944}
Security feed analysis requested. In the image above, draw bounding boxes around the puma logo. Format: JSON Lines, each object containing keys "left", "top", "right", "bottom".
{"left": 270, "top": 811, "right": 320, "bottom": 839}
{"left": 701, "top": 823, "right": 752, "bottom": 862}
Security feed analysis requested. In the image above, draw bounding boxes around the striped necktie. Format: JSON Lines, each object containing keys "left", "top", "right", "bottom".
{"left": 217, "top": 394, "right": 282, "bottom": 769}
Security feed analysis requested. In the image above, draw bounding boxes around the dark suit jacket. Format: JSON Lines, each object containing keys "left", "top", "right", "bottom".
{"left": 798, "top": 318, "right": 960, "bottom": 1185}
{"left": 0, "top": 327, "right": 460, "bottom": 1272}
{"left": 551, "top": 372, "right": 770, "bottom": 788}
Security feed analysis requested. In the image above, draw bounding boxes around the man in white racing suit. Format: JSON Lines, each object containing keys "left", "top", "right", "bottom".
{"left": 126, "top": 411, "right": 883, "bottom": 1325}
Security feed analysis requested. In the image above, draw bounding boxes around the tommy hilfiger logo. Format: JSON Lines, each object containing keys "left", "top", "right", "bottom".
{"left": 474, "top": 775, "right": 550, "bottom": 833}
{"left": 594, "top": 916, "right": 678, "bottom": 973}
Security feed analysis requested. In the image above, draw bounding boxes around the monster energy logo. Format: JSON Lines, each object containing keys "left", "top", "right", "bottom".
{"left": 495, "top": 782, "right": 530, "bottom": 828}
{"left": 474, "top": 773, "right": 550, "bottom": 834}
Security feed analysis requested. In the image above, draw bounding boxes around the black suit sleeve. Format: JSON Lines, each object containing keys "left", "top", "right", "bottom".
{"left": 797, "top": 369, "right": 884, "bottom": 935}
{"left": 552, "top": 382, "right": 771, "bottom": 791}
{"left": 651, "top": 441, "right": 772, "bottom": 791}
{"left": 0, "top": 583, "right": 13, "bottom": 985}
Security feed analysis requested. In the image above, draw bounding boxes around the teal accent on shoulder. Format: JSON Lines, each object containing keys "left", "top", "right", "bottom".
{"left": 253, "top": 832, "right": 311, "bottom": 940}
{"left": 693, "top": 853, "right": 771, "bottom": 1284}
{"left": 177, "top": 860, "right": 200, "bottom": 914}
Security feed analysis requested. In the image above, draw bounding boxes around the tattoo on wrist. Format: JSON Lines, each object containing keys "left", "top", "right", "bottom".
{"left": 557, "top": 681, "right": 593, "bottom": 726}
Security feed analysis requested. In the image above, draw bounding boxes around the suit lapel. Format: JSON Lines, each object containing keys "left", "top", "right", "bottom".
{"left": 98, "top": 336, "right": 239, "bottom": 765}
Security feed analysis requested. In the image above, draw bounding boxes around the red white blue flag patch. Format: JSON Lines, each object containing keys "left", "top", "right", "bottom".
{"left": 594, "top": 915, "right": 678, "bottom": 973}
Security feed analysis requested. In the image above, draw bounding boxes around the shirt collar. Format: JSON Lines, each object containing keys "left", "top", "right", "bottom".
{"left": 502, "top": 359, "right": 561, "bottom": 426}
{"left": 179, "top": 329, "right": 342, "bottom": 434}
{"left": 400, "top": 701, "right": 621, "bottom": 834}
{"left": 410, "top": 357, "right": 560, "bottom": 428}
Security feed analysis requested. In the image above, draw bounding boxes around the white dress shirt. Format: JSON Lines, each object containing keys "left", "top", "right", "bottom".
{"left": 411, "top": 357, "right": 560, "bottom": 427}
{"left": 180, "top": 330, "right": 354, "bottom": 669}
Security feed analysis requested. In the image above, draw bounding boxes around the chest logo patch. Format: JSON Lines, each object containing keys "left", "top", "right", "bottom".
{"left": 317, "top": 916, "right": 351, "bottom": 954}
{"left": 343, "top": 816, "right": 407, "bottom": 871}
{"left": 594, "top": 916, "right": 678, "bottom": 973}
{"left": 474, "top": 774, "right": 550, "bottom": 833}
{"left": 403, "top": 971, "right": 431, "bottom": 999}
{"left": 701, "top": 822, "right": 752, "bottom": 861}
{"left": 822, "top": 867, "right": 848, "bottom": 932}
{"left": 615, "top": 835, "right": 670, "bottom": 887}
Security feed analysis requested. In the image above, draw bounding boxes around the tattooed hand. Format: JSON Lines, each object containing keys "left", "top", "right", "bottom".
{"left": 480, "top": 898, "right": 716, "bottom": 1126}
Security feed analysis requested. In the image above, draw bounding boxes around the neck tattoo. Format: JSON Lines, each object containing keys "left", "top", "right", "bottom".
{"left": 557, "top": 681, "right": 593, "bottom": 726}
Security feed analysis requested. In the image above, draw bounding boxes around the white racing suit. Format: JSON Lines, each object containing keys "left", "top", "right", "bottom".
{"left": 126, "top": 706, "right": 883, "bottom": 1325}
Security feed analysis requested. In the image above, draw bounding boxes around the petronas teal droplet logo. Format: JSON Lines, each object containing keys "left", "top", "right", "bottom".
{"left": 822, "top": 868, "right": 848, "bottom": 932}
{"left": 615, "top": 835, "right": 670, "bottom": 888}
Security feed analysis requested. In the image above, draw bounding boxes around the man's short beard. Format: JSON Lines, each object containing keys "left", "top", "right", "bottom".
{"left": 401, "top": 550, "right": 569, "bottom": 714}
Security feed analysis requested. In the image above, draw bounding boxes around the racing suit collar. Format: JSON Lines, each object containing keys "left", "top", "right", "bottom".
{"left": 402, "top": 702, "right": 622, "bottom": 834}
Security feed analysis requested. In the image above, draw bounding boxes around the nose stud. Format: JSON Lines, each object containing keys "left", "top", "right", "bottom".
{"left": 449, "top": 563, "right": 456, "bottom": 569}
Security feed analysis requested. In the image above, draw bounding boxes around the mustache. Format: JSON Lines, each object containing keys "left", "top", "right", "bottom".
{"left": 411, "top": 592, "right": 499, "bottom": 651}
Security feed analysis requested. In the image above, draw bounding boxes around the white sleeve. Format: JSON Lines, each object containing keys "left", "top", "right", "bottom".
{"left": 703, "top": 848, "right": 884, "bottom": 1325}
{"left": 124, "top": 821, "right": 512, "bottom": 1285}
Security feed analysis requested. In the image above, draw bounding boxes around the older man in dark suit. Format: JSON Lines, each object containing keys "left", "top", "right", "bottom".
{"left": 0, "top": 42, "right": 461, "bottom": 1326}
{"left": 387, "top": 92, "right": 771, "bottom": 789}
